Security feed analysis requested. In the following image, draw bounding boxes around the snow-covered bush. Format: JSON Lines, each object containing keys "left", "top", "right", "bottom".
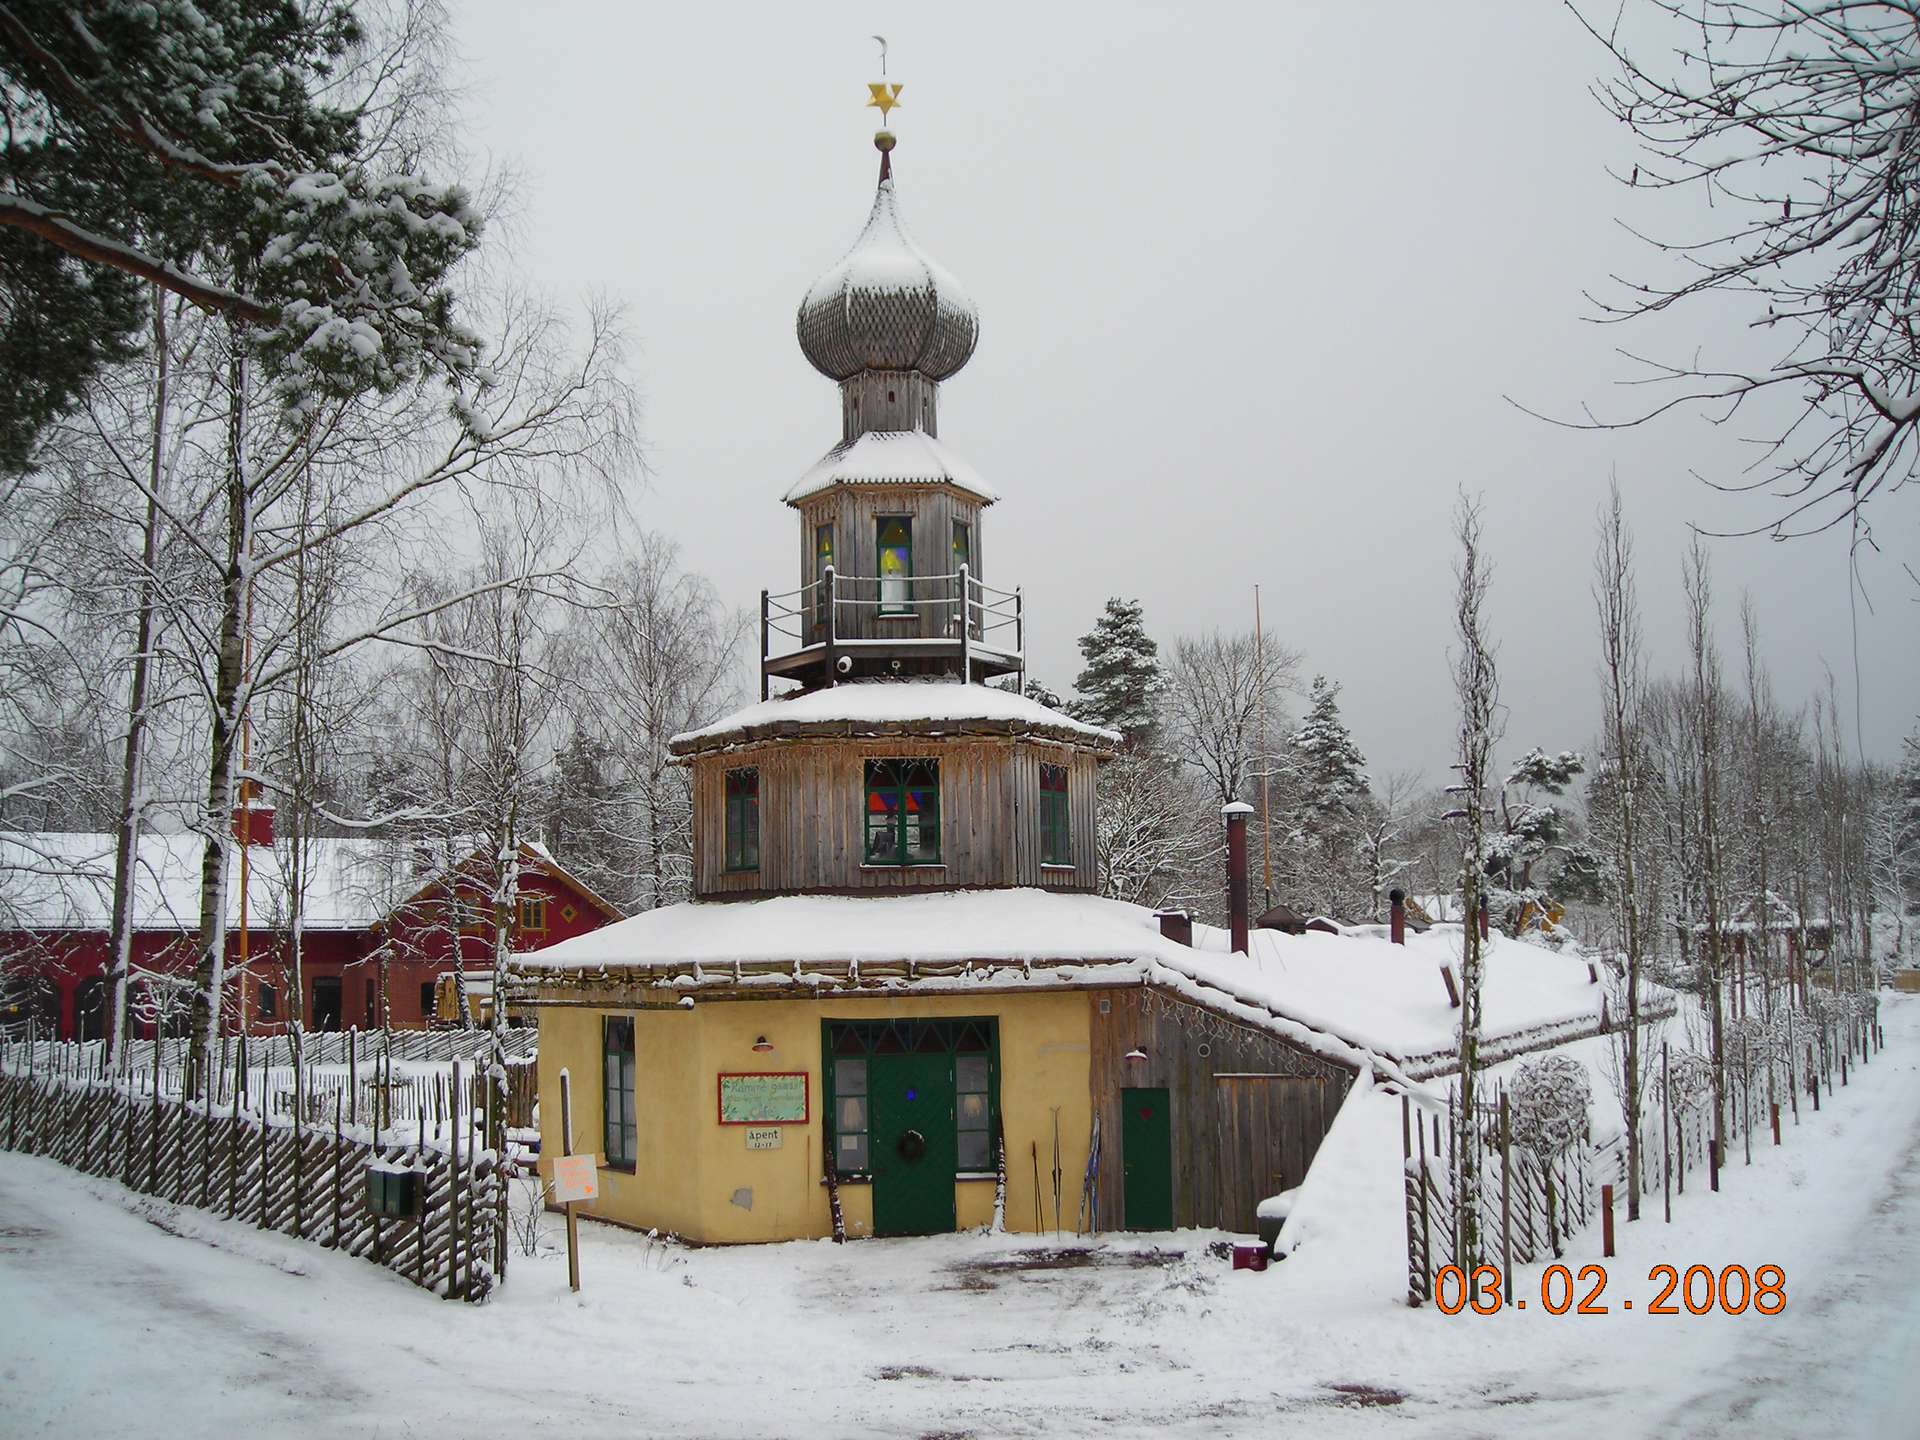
{"left": 1508, "top": 1053, "right": 1592, "bottom": 1159}
{"left": 1655, "top": 1049, "right": 1714, "bottom": 1112}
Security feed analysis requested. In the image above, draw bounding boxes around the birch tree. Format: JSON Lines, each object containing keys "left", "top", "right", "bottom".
{"left": 1447, "top": 492, "right": 1501, "bottom": 1281}
{"left": 1594, "top": 482, "right": 1650, "bottom": 1219}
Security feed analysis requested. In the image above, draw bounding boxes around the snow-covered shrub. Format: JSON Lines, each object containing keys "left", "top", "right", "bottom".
{"left": 1725, "top": 1015, "right": 1776, "bottom": 1069}
{"left": 1508, "top": 1053, "right": 1591, "bottom": 1159}
{"left": 1655, "top": 1049, "right": 1714, "bottom": 1113}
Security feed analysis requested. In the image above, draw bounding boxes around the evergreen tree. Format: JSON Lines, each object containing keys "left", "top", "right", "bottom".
{"left": 1289, "top": 676, "right": 1370, "bottom": 810}
{"left": 1070, "top": 597, "right": 1164, "bottom": 746}
{"left": 0, "top": 0, "right": 484, "bottom": 469}
{"left": 1281, "top": 676, "right": 1372, "bottom": 916}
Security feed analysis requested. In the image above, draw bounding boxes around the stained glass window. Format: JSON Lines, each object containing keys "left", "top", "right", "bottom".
{"left": 1040, "top": 763, "right": 1071, "bottom": 866}
{"left": 877, "top": 516, "right": 912, "bottom": 614}
{"left": 864, "top": 758, "right": 940, "bottom": 865}
{"left": 725, "top": 767, "right": 760, "bottom": 871}
{"left": 814, "top": 524, "right": 833, "bottom": 631}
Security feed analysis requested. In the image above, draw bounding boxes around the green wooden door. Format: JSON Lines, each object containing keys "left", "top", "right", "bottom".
{"left": 1121, "top": 1086, "right": 1173, "bottom": 1230}
{"left": 870, "top": 1050, "right": 957, "bottom": 1236}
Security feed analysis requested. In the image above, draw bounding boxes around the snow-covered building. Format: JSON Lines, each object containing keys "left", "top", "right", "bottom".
{"left": 511, "top": 108, "right": 1639, "bottom": 1246}
{"left": 0, "top": 822, "right": 621, "bottom": 1041}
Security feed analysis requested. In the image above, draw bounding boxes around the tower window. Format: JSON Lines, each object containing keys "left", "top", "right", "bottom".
{"left": 877, "top": 517, "right": 912, "bottom": 614}
{"left": 725, "top": 767, "right": 761, "bottom": 871}
{"left": 1040, "top": 763, "right": 1071, "bottom": 867}
{"left": 814, "top": 524, "right": 834, "bottom": 631}
{"left": 864, "top": 759, "right": 940, "bottom": 866}
{"left": 887, "top": 389, "right": 896, "bottom": 404}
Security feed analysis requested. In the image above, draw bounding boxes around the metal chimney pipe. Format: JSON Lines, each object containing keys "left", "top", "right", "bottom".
{"left": 1389, "top": 888, "right": 1406, "bottom": 946}
{"left": 1222, "top": 801, "right": 1254, "bottom": 955}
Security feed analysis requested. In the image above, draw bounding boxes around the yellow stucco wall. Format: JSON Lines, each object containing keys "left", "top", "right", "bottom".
{"left": 536, "top": 990, "right": 1093, "bottom": 1243}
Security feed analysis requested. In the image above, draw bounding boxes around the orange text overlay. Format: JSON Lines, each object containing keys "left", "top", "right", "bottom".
{"left": 1433, "top": 1264, "right": 1785, "bottom": 1317}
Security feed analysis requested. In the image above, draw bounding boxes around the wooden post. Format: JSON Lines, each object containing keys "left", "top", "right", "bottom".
{"left": 348, "top": 1028, "right": 357, "bottom": 1127}
{"left": 1601, "top": 1184, "right": 1615, "bottom": 1258}
{"left": 258, "top": 1086, "right": 271, "bottom": 1228}
{"left": 1415, "top": 1106, "right": 1432, "bottom": 1300}
{"left": 1661, "top": 1042, "right": 1672, "bottom": 1224}
{"left": 759, "top": 589, "right": 770, "bottom": 702}
{"left": 1498, "top": 1091, "right": 1513, "bottom": 1298}
{"left": 332, "top": 1089, "right": 344, "bottom": 1247}
{"left": 1400, "top": 1097, "right": 1418, "bottom": 1305}
{"left": 559, "top": 1067, "right": 581, "bottom": 1293}
{"left": 448, "top": 1058, "right": 462, "bottom": 1298}
{"left": 959, "top": 563, "right": 972, "bottom": 684}
{"left": 1709, "top": 1135, "right": 1720, "bottom": 1194}
{"left": 822, "top": 565, "right": 838, "bottom": 688}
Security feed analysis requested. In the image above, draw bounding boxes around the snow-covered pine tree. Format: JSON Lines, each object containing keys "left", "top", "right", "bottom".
{"left": 1282, "top": 675, "right": 1372, "bottom": 917}
{"left": 1291, "top": 676, "right": 1370, "bottom": 807}
{"left": 0, "top": 0, "right": 486, "bottom": 467}
{"left": 1070, "top": 598, "right": 1164, "bottom": 747}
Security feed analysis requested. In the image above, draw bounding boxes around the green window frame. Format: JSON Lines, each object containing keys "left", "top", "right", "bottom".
{"left": 725, "top": 767, "right": 760, "bottom": 871}
{"left": 952, "top": 519, "right": 971, "bottom": 573}
{"left": 1040, "top": 763, "right": 1071, "bottom": 866}
{"left": 877, "top": 516, "right": 912, "bottom": 615}
{"left": 603, "top": 1016, "right": 636, "bottom": 1169}
{"left": 864, "top": 758, "right": 940, "bottom": 866}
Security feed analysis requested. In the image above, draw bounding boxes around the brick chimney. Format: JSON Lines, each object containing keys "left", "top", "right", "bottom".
{"left": 1222, "top": 801, "right": 1254, "bottom": 955}
{"left": 1389, "top": 888, "right": 1406, "bottom": 946}
{"left": 232, "top": 778, "right": 274, "bottom": 847}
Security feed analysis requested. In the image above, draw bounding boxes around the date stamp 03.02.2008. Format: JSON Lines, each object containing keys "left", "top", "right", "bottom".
{"left": 1433, "top": 1263, "right": 1786, "bottom": 1317}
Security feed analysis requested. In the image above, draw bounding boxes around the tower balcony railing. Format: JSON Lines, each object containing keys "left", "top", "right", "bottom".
{"left": 760, "top": 566, "right": 1023, "bottom": 697}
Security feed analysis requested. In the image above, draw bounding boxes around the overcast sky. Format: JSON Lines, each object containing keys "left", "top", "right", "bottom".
{"left": 455, "top": 1, "right": 1917, "bottom": 783}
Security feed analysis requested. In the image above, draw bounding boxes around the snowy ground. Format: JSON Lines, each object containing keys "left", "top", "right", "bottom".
{"left": 3, "top": 998, "right": 1918, "bottom": 1439}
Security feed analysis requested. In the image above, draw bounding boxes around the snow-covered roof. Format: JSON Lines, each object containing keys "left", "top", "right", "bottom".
{"left": 783, "top": 430, "right": 997, "bottom": 506}
{"left": 0, "top": 831, "right": 406, "bottom": 933}
{"left": 512, "top": 887, "right": 1651, "bottom": 1078}
{"left": 795, "top": 173, "right": 979, "bottom": 384}
{"left": 670, "top": 681, "right": 1120, "bottom": 755}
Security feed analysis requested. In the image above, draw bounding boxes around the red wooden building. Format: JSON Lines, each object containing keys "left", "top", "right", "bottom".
{"left": 0, "top": 815, "right": 621, "bottom": 1042}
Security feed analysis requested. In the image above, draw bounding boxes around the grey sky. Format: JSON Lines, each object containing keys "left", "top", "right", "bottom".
{"left": 457, "top": 1, "right": 1917, "bottom": 782}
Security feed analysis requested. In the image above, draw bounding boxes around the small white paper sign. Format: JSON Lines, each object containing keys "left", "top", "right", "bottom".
{"left": 551, "top": 1152, "right": 600, "bottom": 1204}
{"left": 745, "top": 1127, "right": 783, "bottom": 1151}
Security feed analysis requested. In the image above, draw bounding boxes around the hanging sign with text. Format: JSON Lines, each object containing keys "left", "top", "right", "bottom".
{"left": 717, "top": 1071, "right": 810, "bottom": 1125}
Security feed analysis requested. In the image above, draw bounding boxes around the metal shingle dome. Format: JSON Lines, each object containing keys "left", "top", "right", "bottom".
{"left": 796, "top": 153, "right": 979, "bottom": 383}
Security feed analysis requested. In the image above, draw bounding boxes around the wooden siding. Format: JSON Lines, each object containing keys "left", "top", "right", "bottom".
{"left": 691, "top": 738, "right": 1097, "bottom": 896}
{"left": 1089, "top": 988, "right": 1353, "bottom": 1234}
{"left": 795, "top": 486, "right": 984, "bottom": 646}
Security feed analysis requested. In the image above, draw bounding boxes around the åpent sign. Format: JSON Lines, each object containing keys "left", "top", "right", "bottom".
{"left": 717, "top": 1071, "right": 810, "bottom": 1126}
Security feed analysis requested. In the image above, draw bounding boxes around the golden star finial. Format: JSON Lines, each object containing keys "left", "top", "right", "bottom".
{"left": 866, "top": 82, "right": 904, "bottom": 121}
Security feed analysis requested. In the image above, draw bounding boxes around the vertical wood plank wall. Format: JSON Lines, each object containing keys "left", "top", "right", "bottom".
{"left": 795, "top": 486, "right": 984, "bottom": 644}
{"left": 693, "top": 740, "right": 1097, "bottom": 896}
{"left": 1089, "top": 988, "right": 1354, "bottom": 1234}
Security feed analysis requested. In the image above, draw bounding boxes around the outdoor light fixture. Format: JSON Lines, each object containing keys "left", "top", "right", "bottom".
{"left": 1124, "top": 1048, "right": 1149, "bottom": 1063}
{"left": 752, "top": 1035, "right": 775, "bottom": 1053}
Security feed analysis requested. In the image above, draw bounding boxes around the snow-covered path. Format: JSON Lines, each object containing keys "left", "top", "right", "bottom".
{"left": 2, "top": 997, "right": 1917, "bottom": 1439}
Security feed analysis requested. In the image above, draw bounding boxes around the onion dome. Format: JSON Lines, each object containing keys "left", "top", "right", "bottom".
{"left": 796, "top": 136, "right": 979, "bottom": 382}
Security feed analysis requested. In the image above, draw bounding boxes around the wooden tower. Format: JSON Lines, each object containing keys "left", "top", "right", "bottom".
{"left": 677, "top": 120, "right": 1119, "bottom": 900}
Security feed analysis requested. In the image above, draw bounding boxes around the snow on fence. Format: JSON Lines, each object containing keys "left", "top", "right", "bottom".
{"left": 13, "top": 1025, "right": 539, "bottom": 1072}
{"left": 6, "top": 1029, "right": 539, "bottom": 1134}
{"left": 0, "top": 1042, "right": 511, "bottom": 1302}
{"left": 1402, "top": 995, "right": 1886, "bottom": 1306}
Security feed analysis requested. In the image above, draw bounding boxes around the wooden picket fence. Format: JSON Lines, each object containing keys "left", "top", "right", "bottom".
{"left": 0, "top": 1047, "right": 508, "bottom": 1302}
{"left": 6, "top": 1031, "right": 539, "bottom": 1135}
{"left": 1402, "top": 998, "right": 1886, "bottom": 1305}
